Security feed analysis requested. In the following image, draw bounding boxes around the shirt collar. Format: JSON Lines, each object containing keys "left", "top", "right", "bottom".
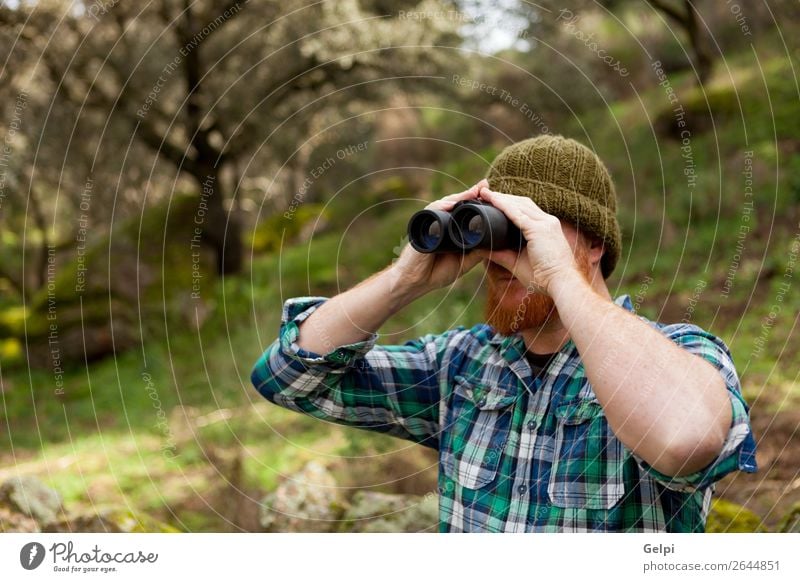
{"left": 487, "top": 294, "right": 634, "bottom": 364}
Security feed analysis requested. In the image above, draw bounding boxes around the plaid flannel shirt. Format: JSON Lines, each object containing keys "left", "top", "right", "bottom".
{"left": 251, "top": 294, "right": 757, "bottom": 532}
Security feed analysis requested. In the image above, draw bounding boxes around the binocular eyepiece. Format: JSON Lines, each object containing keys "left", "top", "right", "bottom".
{"left": 407, "top": 200, "right": 525, "bottom": 253}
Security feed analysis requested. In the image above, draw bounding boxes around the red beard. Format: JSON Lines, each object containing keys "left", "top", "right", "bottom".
{"left": 483, "top": 242, "right": 591, "bottom": 334}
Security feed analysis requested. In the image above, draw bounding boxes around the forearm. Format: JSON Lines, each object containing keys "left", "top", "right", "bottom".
{"left": 296, "top": 266, "right": 423, "bottom": 354}
{"left": 252, "top": 289, "right": 446, "bottom": 447}
{"left": 549, "top": 271, "right": 731, "bottom": 476}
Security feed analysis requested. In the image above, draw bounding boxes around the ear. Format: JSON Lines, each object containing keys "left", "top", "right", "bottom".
{"left": 585, "top": 234, "right": 605, "bottom": 268}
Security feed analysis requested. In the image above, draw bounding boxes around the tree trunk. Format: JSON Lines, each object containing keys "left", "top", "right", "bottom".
{"left": 682, "top": 0, "right": 712, "bottom": 84}
{"left": 647, "top": 0, "right": 713, "bottom": 85}
{"left": 193, "top": 168, "right": 243, "bottom": 275}
{"left": 29, "top": 183, "right": 50, "bottom": 294}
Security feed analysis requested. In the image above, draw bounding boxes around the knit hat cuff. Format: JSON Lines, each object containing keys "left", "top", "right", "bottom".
{"left": 487, "top": 175, "right": 621, "bottom": 278}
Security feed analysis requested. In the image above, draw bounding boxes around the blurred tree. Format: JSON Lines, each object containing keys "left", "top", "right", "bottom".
{"left": 644, "top": 0, "right": 712, "bottom": 83}
{"left": 602, "top": 0, "right": 712, "bottom": 83}
{"left": 1, "top": 0, "right": 463, "bottom": 276}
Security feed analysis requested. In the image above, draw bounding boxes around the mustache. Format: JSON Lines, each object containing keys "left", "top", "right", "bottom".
{"left": 483, "top": 274, "right": 555, "bottom": 333}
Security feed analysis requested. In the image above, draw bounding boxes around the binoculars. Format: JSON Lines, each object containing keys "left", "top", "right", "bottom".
{"left": 407, "top": 200, "right": 525, "bottom": 253}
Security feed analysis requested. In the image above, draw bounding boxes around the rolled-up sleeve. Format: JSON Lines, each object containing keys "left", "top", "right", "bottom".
{"left": 251, "top": 296, "right": 465, "bottom": 449}
{"left": 633, "top": 323, "right": 758, "bottom": 492}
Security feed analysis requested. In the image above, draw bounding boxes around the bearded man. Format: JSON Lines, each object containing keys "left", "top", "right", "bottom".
{"left": 251, "top": 135, "right": 757, "bottom": 532}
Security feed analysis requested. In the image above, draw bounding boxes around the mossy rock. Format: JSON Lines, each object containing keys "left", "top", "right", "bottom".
{"left": 372, "top": 176, "right": 415, "bottom": 200}
{"left": 258, "top": 461, "right": 345, "bottom": 532}
{"left": 777, "top": 502, "right": 800, "bottom": 533}
{"left": 1, "top": 194, "right": 216, "bottom": 368}
{"left": 654, "top": 57, "right": 800, "bottom": 143}
{"left": 249, "top": 203, "right": 327, "bottom": 254}
{"left": 0, "top": 476, "right": 63, "bottom": 523}
{"left": 337, "top": 491, "right": 438, "bottom": 533}
{"left": 653, "top": 83, "right": 737, "bottom": 140}
{"left": 0, "top": 337, "right": 23, "bottom": 366}
{"left": 43, "top": 507, "right": 180, "bottom": 533}
{"left": 0, "top": 505, "right": 40, "bottom": 532}
{"left": 705, "top": 499, "right": 767, "bottom": 533}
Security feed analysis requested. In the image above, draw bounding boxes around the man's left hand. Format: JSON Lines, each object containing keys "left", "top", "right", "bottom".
{"left": 475, "top": 187, "right": 581, "bottom": 295}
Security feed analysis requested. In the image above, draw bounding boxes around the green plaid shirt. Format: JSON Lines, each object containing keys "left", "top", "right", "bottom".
{"left": 251, "top": 294, "right": 757, "bottom": 532}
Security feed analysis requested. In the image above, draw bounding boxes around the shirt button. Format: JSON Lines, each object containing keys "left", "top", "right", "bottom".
{"left": 527, "top": 419, "right": 537, "bottom": 430}
{"left": 517, "top": 484, "right": 527, "bottom": 495}
{"left": 477, "top": 397, "right": 487, "bottom": 407}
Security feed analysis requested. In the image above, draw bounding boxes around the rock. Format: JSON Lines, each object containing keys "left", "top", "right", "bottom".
{"left": 705, "top": 498, "right": 767, "bottom": 533}
{"left": 777, "top": 502, "right": 800, "bottom": 533}
{"left": 42, "top": 507, "right": 179, "bottom": 533}
{"left": 0, "top": 505, "right": 40, "bottom": 532}
{"left": 0, "top": 476, "right": 62, "bottom": 524}
{"left": 0, "top": 477, "right": 177, "bottom": 533}
{"left": 339, "top": 491, "right": 438, "bottom": 533}
{"left": 259, "top": 461, "right": 345, "bottom": 532}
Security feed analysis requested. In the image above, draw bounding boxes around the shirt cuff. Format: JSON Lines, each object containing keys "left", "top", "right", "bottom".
{"left": 278, "top": 297, "right": 378, "bottom": 369}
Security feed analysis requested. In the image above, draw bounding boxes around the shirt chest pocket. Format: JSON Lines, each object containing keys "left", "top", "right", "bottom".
{"left": 441, "top": 375, "right": 518, "bottom": 490}
{"left": 547, "top": 398, "right": 627, "bottom": 510}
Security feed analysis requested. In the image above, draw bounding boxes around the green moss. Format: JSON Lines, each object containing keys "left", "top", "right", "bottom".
{"left": 705, "top": 499, "right": 767, "bottom": 533}
{"left": 777, "top": 503, "right": 800, "bottom": 533}
{"left": 0, "top": 306, "right": 29, "bottom": 336}
{"left": 249, "top": 203, "right": 327, "bottom": 254}
{"left": 45, "top": 507, "right": 180, "bottom": 533}
{"left": 0, "top": 338, "right": 22, "bottom": 365}
{"left": 649, "top": 56, "right": 797, "bottom": 143}
{"left": 0, "top": 194, "right": 217, "bottom": 369}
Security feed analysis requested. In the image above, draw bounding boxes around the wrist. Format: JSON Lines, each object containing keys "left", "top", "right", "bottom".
{"left": 547, "top": 265, "right": 590, "bottom": 303}
{"left": 383, "top": 265, "right": 429, "bottom": 307}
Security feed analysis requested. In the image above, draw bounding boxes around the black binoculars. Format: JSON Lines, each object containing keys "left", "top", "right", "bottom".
{"left": 407, "top": 200, "right": 525, "bottom": 253}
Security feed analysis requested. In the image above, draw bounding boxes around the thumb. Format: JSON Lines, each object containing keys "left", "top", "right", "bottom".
{"left": 459, "top": 250, "right": 485, "bottom": 272}
{"left": 475, "top": 249, "right": 517, "bottom": 271}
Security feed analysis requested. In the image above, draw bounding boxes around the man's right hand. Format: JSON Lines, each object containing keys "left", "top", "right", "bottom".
{"left": 294, "top": 180, "right": 488, "bottom": 354}
{"left": 388, "top": 179, "right": 488, "bottom": 299}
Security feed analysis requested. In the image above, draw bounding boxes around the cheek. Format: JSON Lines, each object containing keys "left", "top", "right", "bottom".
{"left": 492, "top": 279, "right": 530, "bottom": 305}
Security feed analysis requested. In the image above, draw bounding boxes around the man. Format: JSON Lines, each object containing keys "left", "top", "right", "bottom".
{"left": 251, "top": 135, "right": 757, "bottom": 532}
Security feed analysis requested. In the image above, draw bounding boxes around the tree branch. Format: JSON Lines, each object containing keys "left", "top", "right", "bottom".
{"left": 222, "top": 57, "right": 372, "bottom": 162}
{"left": 646, "top": 0, "right": 689, "bottom": 26}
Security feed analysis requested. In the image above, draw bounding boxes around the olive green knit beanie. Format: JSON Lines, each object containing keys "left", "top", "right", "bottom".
{"left": 486, "top": 134, "right": 622, "bottom": 279}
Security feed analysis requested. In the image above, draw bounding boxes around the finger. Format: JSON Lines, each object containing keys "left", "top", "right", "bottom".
{"left": 425, "top": 199, "right": 453, "bottom": 211}
{"left": 473, "top": 179, "right": 490, "bottom": 201}
{"left": 457, "top": 248, "right": 485, "bottom": 274}
{"left": 426, "top": 182, "right": 482, "bottom": 210}
{"left": 475, "top": 249, "right": 518, "bottom": 272}
{"left": 480, "top": 187, "right": 546, "bottom": 217}
{"left": 476, "top": 189, "right": 535, "bottom": 232}
{"left": 480, "top": 189, "right": 555, "bottom": 240}
{"left": 447, "top": 181, "right": 484, "bottom": 202}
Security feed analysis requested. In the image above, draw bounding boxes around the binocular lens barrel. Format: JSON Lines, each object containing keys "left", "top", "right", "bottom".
{"left": 407, "top": 201, "right": 524, "bottom": 253}
{"left": 407, "top": 209, "right": 459, "bottom": 253}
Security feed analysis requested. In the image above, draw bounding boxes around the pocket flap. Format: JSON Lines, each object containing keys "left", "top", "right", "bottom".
{"left": 554, "top": 398, "right": 603, "bottom": 425}
{"left": 453, "top": 375, "right": 518, "bottom": 410}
